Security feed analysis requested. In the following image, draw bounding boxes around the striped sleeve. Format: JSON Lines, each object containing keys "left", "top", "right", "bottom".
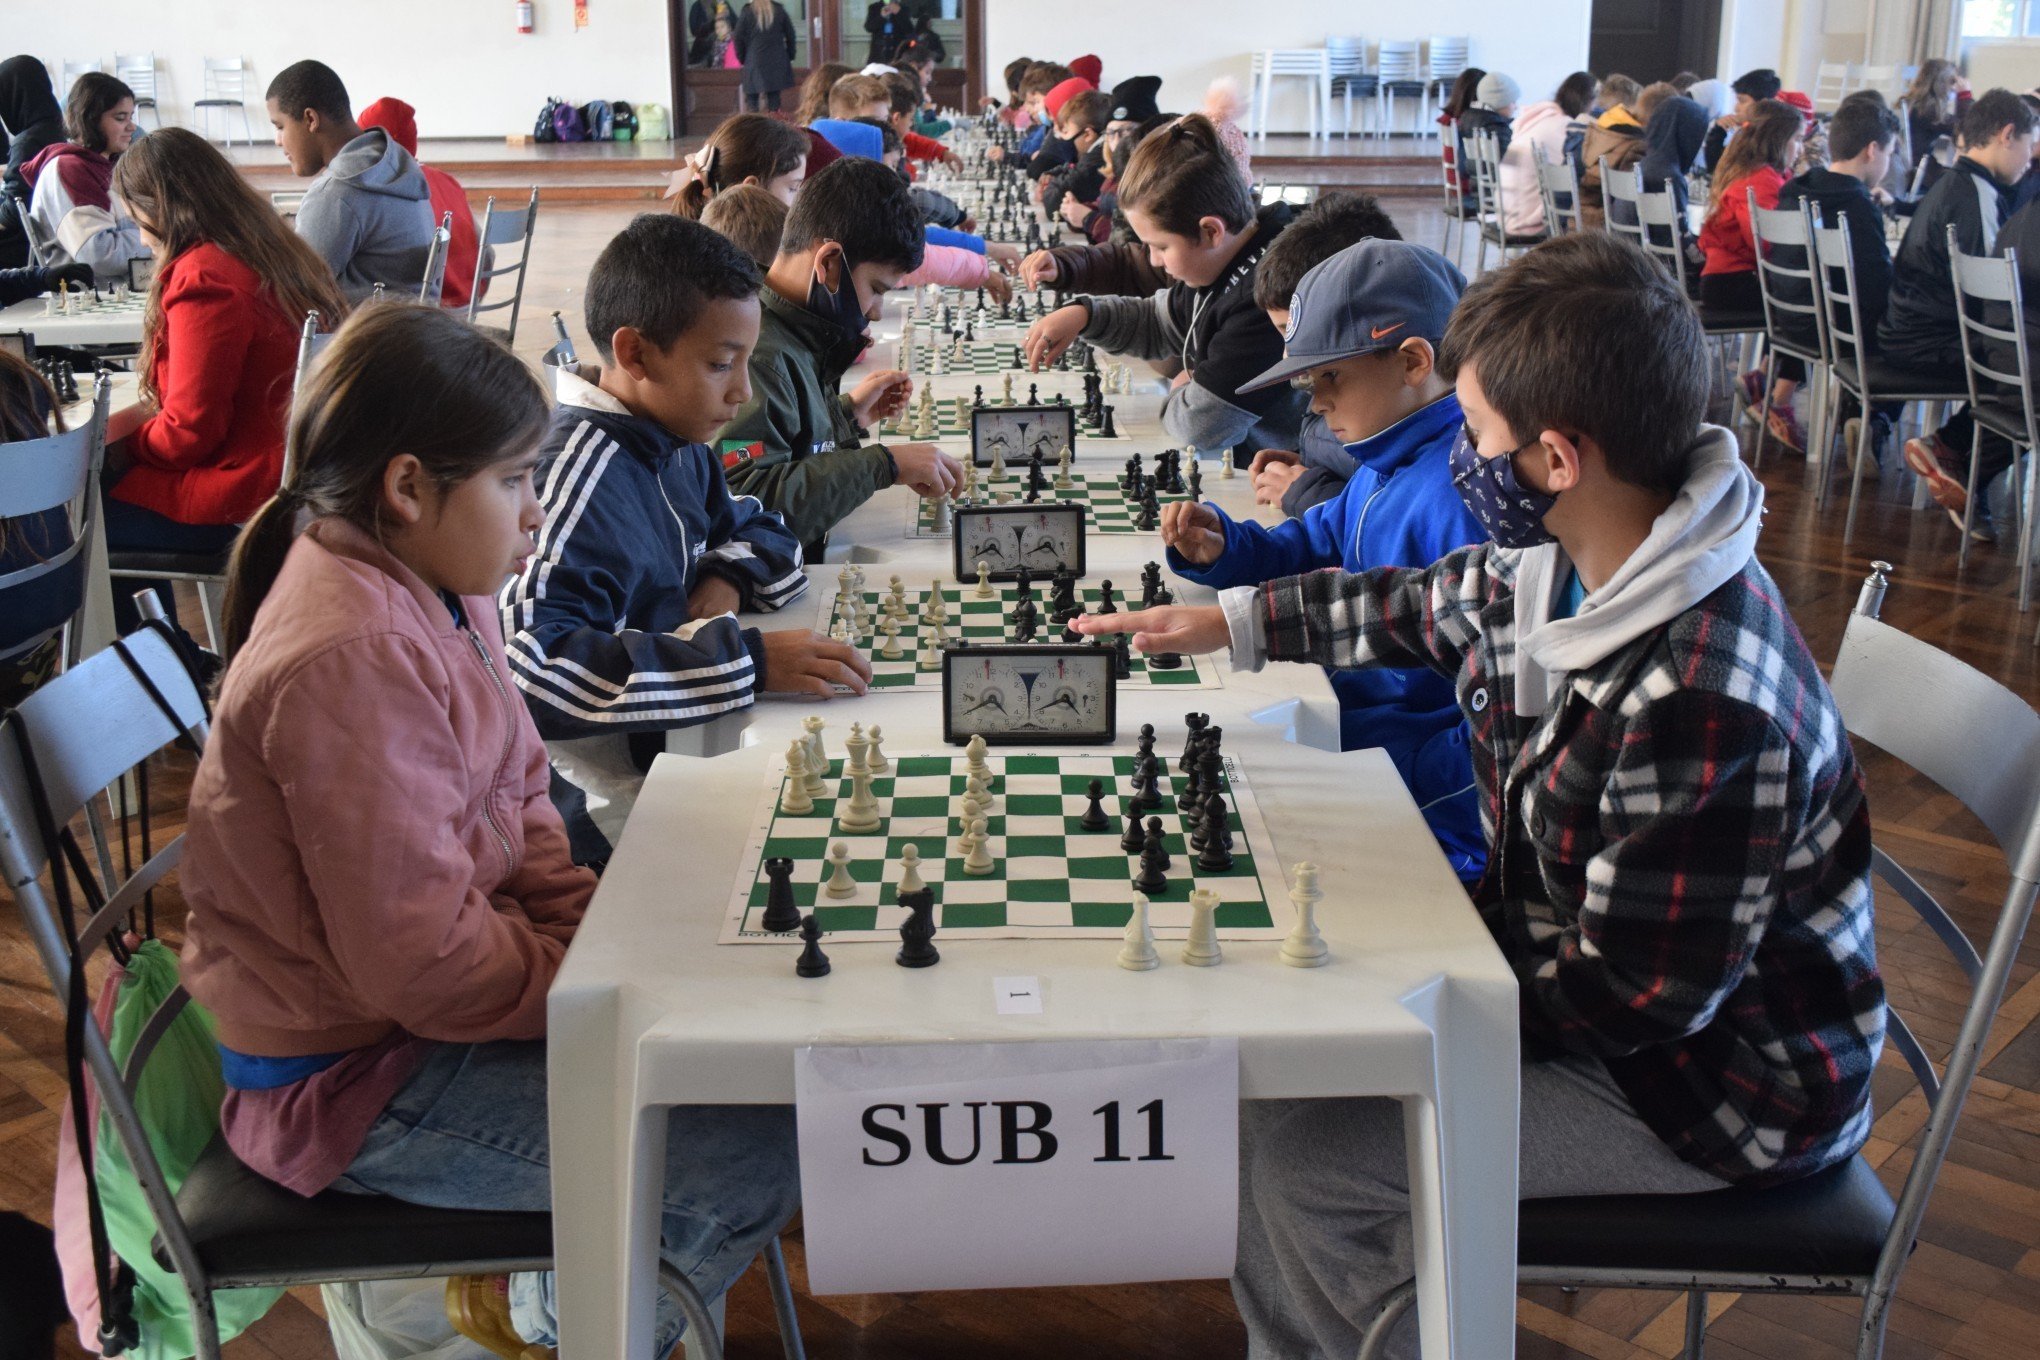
{"left": 498, "top": 422, "right": 764, "bottom": 739}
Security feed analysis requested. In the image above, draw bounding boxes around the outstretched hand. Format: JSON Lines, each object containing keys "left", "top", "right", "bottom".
{"left": 1070, "top": 605, "right": 1230, "bottom": 657}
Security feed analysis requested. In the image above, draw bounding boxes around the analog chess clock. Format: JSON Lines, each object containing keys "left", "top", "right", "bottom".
{"left": 942, "top": 644, "right": 1117, "bottom": 745}
{"left": 953, "top": 503, "right": 1085, "bottom": 582}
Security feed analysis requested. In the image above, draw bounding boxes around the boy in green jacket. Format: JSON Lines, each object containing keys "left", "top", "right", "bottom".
{"left": 717, "top": 157, "right": 960, "bottom": 557}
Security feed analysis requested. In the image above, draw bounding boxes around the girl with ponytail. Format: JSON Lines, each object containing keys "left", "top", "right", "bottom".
{"left": 182, "top": 302, "right": 797, "bottom": 1355}
{"left": 1022, "top": 113, "right": 1308, "bottom": 459}
{"left": 666, "top": 112, "right": 809, "bottom": 220}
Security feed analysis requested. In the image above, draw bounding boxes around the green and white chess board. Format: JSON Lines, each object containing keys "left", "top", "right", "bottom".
{"left": 722, "top": 748, "right": 1287, "bottom": 942}
{"left": 882, "top": 394, "right": 1127, "bottom": 442}
{"left": 825, "top": 578, "right": 1219, "bottom": 690}
{"left": 909, "top": 468, "right": 1195, "bottom": 537}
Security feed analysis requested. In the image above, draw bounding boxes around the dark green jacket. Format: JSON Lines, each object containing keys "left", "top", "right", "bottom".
{"left": 720, "top": 285, "right": 897, "bottom": 555}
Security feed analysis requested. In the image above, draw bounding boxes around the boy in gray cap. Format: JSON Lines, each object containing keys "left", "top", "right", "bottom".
{"left": 1161, "top": 238, "right": 1487, "bottom": 882}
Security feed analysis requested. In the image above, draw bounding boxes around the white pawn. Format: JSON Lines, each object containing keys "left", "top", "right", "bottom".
{"left": 1280, "top": 862, "right": 1330, "bottom": 967}
{"left": 954, "top": 394, "right": 969, "bottom": 427}
{"left": 1001, "top": 372, "right": 1015, "bottom": 405}
{"left": 918, "top": 634, "right": 941, "bottom": 670}
{"left": 960, "top": 790, "right": 986, "bottom": 824}
{"left": 780, "top": 741, "right": 814, "bottom": 814}
{"left": 825, "top": 842, "right": 858, "bottom": 897}
{"left": 965, "top": 769, "right": 997, "bottom": 812}
{"left": 881, "top": 617, "right": 904, "bottom": 659}
{"left": 974, "top": 560, "right": 994, "bottom": 598}
{"left": 990, "top": 440, "right": 1006, "bottom": 481}
{"left": 1117, "top": 893, "right": 1160, "bottom": 971}
{"left": 963, "top": 817, "right": 996, "bottom": 875}
{"left": 897, "top": 844, "right": 925, "bottom": 896}
{"left": 1182, "top": 888, "right": 1223, "bottom": 967}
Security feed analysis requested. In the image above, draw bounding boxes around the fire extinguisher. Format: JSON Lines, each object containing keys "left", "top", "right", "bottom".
{"left": 516, "top": 0, "right": 534, "bottom": 33}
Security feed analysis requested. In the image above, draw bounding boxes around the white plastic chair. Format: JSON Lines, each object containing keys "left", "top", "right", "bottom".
{"left": 1374, "top": 41, "right": 1426, "bottom": 138}
{"left": 1248, "top": 49, "right": 1332, "bottom": 143}
{"left": 1854, "top": 64, "right": 1902, "bottom": 100}
{"left": 1326, "top": 37, "right": 1376, "bottom": 138}
{"left": 1424, "top": 36, "right": 1469, "bottom": 113}
{"left": 466, "top": 188, "right": 541, "bottom": 344}
{"left": 60, "top": 60, "right": 102, "bottom": 99}
{"left": 194, "top": 58, "right": 255, "bottom": 146}
{"left": 1813, "top": 61, "right": 1851, "bottom": 112}
{"left": 1532, "top": 142, "right": 1581, "bottom": 238}
{"left": 114, "top": 53, "right": 161, "bottom": 130}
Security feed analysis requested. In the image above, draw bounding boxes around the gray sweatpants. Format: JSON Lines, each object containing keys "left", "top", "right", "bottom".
{"left": 1233, "top": 1054, "right": 1730, "bottom": 1359}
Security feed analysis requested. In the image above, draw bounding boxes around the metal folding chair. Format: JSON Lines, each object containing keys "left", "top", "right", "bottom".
{"left": 418, "top": 211, "right": 454, "bottom": 306}
{"left": 1947, "top": 228, "right": 2040, "bottom": 594}
{"left": 1467, "top": 130, "right": 1541, "bottom": 275}
{"left": 1374, "top": 41, "right": 1425, "bottom": 137}
{"left": 1749, "top": 197, "right": 1831, "bottom": 468}
{"left": 466, "top": 188, "right": 541, "bottom": 344}
{"left": 1532, "top": 143, "right": 1581, "bottom": 238}
{"left": 114, "top": 53, "right": 160, "bottom": 130}
{"left": 0, "top": 374, "right": 109, "bottom": 672}
{"left": 193, "top": 58, "right": 255, "bottom": 146}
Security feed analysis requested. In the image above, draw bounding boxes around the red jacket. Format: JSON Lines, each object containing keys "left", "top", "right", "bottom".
{"left": 903, "top": 129, "right": 945, "bottom": 163}
{"left": 112, "top": 242, "right": 299, "bottom": 526}
{"left": 1699, "top": 167, "right": 1785, "bottom": 276}
{"left": 422, "top": 164, "right": 483, "bottom": 310}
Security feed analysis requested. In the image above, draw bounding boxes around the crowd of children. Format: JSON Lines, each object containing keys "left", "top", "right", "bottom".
{"left": 5, "top": 38, "right": 2040, "bottom": 1360}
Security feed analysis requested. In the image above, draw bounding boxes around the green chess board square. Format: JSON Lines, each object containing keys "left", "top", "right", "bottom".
{"left": 761, "top": 834, "right": 830, "bottom": 861}
{"left": 890, "top": 794, "right": 951, "bottom": 818}
{"left": 1003, "top": 793, "right": 1063, "bottom": 817}
{"left": 1007, "top": 878, "right": 1076, "bottom": 903}
{"left": 1005, "top": 833, "right": 1068, "bottom": 858}
{"left": 946, "top": 814, "right": 1005, "bottom": 837}
{"left": 896, "top": 755, "right": 952, "bottom": 777}
{"left": 884, "top": 831, "right": 949, "bottom": 859}
{"left": 1004, "top": 755, "right": 1060, "bottom": 776}
{"left": 1071, "top": 902, "right": 1135, "bottom": 928}
{"left": 939, "top": 900, "right": 1007, "bottom": 928}
{"left": 1213, "top": 902, "right": 1276, "bottom": 929}
{"left": 811, "top": 905, "right": 879, "bottom": 932}
{"left": 1067, "top": 855, "right": 1133, "bottom": 880}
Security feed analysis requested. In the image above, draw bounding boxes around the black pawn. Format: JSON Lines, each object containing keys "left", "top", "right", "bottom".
{"left": 1196, "top": 793, "right": 1235, "bottom": 872}
{"left": 1130, "top": 764, "right": 1163, "bottom": 813}
{"left": 974, "top": 384, "right": 985, "bottom": 407}
{"left": 1147, "top": 647, "right": 1184, "bottom": 671}
{"left": 1097, "top": 580, "right": 1117, "bottom": 613}
{"left": 1080, "top": 777, "right": 1111, "bottom": 831}
{"left": 1121, "top": 808, "right": 1147, "bottom": 854}
{"left": 1176, "top": 754, "right": 1205, "bottom": 817}
{"left": 1145, "top": 815, "right": 1172, "bottom": 869}
{"left": 1132, "top": 824, "right": 1169, "bottom": 895}
{"left": 1179, "top": 713, "right": 1208, "bottom": 774}
{"left": 1111, "top": 630, "right": 1132, "bottom": 681}
{"left": 896, "top": 887, "right": 940, "bottom": 967}
{"left": 760, "top": 856, "right": 801, "bottom": 933}
{"left": 1028, "top": 382, "right": 1039, "bottom": 405}
{"left": 795, "top": 915, "right": 831, "bottom": 977}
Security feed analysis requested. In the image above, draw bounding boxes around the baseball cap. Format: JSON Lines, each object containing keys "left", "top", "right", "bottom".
{"left": 1237, "top": 239, "right": 1467, "bottom": 394}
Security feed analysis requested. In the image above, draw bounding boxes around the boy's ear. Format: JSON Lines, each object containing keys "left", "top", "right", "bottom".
{"left": 381, "top": 453, "right": 429, "bottom": 527}
{"left": 1198, "top": 215, "right": 1229, "bottom": 248}
{"left": 1533, "top": 429, "right": 1588, "bottom": 495}
{"left": 610, "top": 326, "right": 646, "bottom": 378}
{"left": 1400, "top": 338, "right": 1437, "bottom": 386}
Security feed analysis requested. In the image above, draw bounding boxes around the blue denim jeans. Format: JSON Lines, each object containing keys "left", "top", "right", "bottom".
{"left": 335, "top": 1039, "right": 799, "bottom": 1356}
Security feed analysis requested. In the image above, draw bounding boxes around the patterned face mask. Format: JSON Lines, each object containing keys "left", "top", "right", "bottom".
{"left": 1448, "top": 423, "right": 1558, "bottom": 549}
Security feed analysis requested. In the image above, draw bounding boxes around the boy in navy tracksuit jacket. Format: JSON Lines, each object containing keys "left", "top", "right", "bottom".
{"left": 501, "top": 216, "right": 869, "bottom": 847}
{"left": 1162, "top": 240, "right": 1486, "bottom": 881}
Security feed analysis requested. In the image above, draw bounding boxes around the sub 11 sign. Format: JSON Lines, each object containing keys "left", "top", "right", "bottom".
{"left": 794, "top": 1037, "right": 1238, "bottom": 1294}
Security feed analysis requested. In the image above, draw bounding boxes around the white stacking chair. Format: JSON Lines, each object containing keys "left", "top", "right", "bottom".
{"left": 418, "top": 211, "right": 454, "bottom": 307}
{"left": 193, "top": 58, "right": 255, "bottom": 146}
{"left": 1947, "top": 230, "right": 2040, "bottom": 595}
{"left": 1424, "top": 36, "right": 1470, "bottom": 117}
{"left": 1248, "top": 49, "right": 1332, "bottom": 143}
{"left": 60, "top": 59, "right": 102, "bottom": 99}
{"left": 1813, "top": 61, "right": 1851, "bottom": 112}
{"left": 114, "top": 53, "right": 161, "bottom": 130}
{"left": 1599, "top": 158, "right": 1646, "bottom": 253}
{"left": 466, "top": 188, "right": 541, "bottom": 344}
{"left": 1374, "top": 41, "right": 1426, "bottom": 138}
{"left": 1532, "top": 143, "right": 1582, "bottom": 238}
{"left": 0, "top": 374, "right": 109, "bottom": 674}
{"left": 1854, "top": 64, "right": 1902, "bottom": 100}
{"left": 267, "top": 190, "right": 306, "bottom": 222}
{"left": 1326, "top": 37, "right": 1377, "bottom": 138}
{"left": 1467, "top": 130, "right": 1540, "bottom": 275}
{"left": 1749, "top": 199, "right": 1832, "bottom": 469}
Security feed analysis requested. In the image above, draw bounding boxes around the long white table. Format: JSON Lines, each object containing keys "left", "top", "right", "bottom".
{"left": 2, "top": 292, "right": 148, "bottom": 349}
{"left": 547, "top": 290, "right": 1522, "bottom": 1358}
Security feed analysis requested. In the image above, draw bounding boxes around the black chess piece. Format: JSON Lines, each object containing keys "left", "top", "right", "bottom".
{"left": 1144, "top": 815, "right": 1172, "bottom": 871}
{"left": 1176, "top": 752, "right": 1206, "bottom": 817}
{"left": 761, "top": 856, "right": 801, "bottom": 933}
{"left": 1027, "top": 382, "right": 1039, "bottom": 405}
{"left": 1146, "top": 646, "right": 1184, "bottom": 671}
{"left": 1111, "top": 630, "right": 1131, "bottom": 681}
{"left": 1012, "top": 609, "right": 1038, "bottom": 643}
{"left": 896, "top": 887, "right": 940, "bottom": 967}
{"left": 1188, "top": 461, "right": 1203, "bottom": 497}
{"left": 974, "top": 383, "right": 985, "bottom": 407}
{"left": 1180, "top": 713, "right": 1208, "bottom": 774}
{"left": 1100, "top": 405, "right": 1118, "bottom": 439}
{"left": 1121, "top": 455, "right": 1140, "bottom": 491}
{"left": 795, "top": 915, "right": 832, "bottom": 977}
{"left": 1015, "top": 565, "right": 1033, "bottom": 600}
{"left": 1196, "top": 793, "right": 1235, "bottom": 872}
{"left": 1132, "top": 824, "right": 1169, "bottom": 895}
{"left": 1136, "top": 491, "right": 1159, "bottom": 532}
{"left": 1139, "top": 563, "right": 1162, "bottom": 610}
{"left": 1096, "top": 580, "right": 1117, "bottom": 613}
{"left": 1080, "top": 778, "right": 1111, "bottom": 831}
{"left": 1121, "top": 808, "right": 1147, "bottom": 854}
{"left": 1130, "top": 764, "right": 1163, "bottom": 813}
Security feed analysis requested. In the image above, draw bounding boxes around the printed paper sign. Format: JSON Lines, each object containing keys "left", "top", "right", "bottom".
{"left": 795, "top": 1037, "right": 1238, "bottom": 1294}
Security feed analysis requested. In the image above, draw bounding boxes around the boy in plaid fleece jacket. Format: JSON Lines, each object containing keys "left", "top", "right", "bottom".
{"left": 1078, "top": 232, "right": 1883, "bottom": 1358}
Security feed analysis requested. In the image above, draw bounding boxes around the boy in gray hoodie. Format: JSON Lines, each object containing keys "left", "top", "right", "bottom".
{"left": 266, "top": 60, "right": 433, "bottom": 303}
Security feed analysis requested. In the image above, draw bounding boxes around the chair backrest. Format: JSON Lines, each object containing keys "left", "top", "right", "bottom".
{"left": 1946, "top": 229, "right": 2039, "bottom": 452}
{"left": 114, "top": 53, "right": 158, "bottom": 102}
{"left": 8, "top": 192, "right": 50, "bottom": 268}
{"left": 1828, "top": 571, "right": 2040, "bottom": 1304}
{"left": 1440, "top": 136, "right": 1464, "bottom": 203}
{"left": 466, "top": 188, "right": 541, "bottom": 341}
{"left": 282, "top": 310, "right": 333, "bottom": 485}
{"left": 1263, "top": 49, "right": 1330, "bottom": 76}
{"left": 0, "top": 626, "right": 214, "bottom": 1323}
{"left": 1811, "top": 217, "right": 1874, "bottom": 381}
{"left": 418, "top": 211, "right": 454, "bottom": 306}
{"left": 1376, "top": 40, "right": 1421, "bottom": 83}
{"left": 0, "top": 375, "right": 110, "bottom": 669}
{"left": 1813, "top": 60, "right": 1850, "bottom": 111}
{"left": 542, "top": 310, "right": 578, "bottom": 369}
{"left": 1532, "top": 142, "right": 1581, "bottom": 236}
{"left": 61, "top": 60, "right": 101, "bottom": 96}
{"left": 1632, "top": 187, "right": 1691, "bottom": 291}
{"left": 1468, "top": 129, "right": 1505, "bottom": 226}
{"left": 1749, "top": 197, "right": 1828, "bottom": 363}
{"left": 202, "top": 57, "right": 249, "bottom": 99}
{"left": 1600, "top": 157, "right": 1645, "bottom": 249}
{"left": 1426, "top": 35, "right": 1469, "bottom": 83}
{"left": 1325, "top": 37, "right": 1368, "bottom": 77}
{"left": 1855, "top": 64, "right": 1901, "bottom": 97}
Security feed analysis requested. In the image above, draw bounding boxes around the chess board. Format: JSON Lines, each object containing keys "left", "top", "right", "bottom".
{"left": 882, "top": 396, "right": 1128, "bottom": 442}
{"left": 720, "top": 748, "right": 1290, "bottom": 942}
{"left": 38, "top": 291, "right": 149, "bottom": 321}
{"left": 826, "top": 580, "right": 1220, "bottom": 690}
{"left": 907, "top": 339, "right": 1031, "bottom": 376}
{"left": 908, "top": 469, "right": 1197, "bottom": 537}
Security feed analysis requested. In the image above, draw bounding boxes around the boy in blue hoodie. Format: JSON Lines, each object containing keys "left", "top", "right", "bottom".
{"left": 501, "top": 214, "right": 870, "bottom": 847}
{"left": 1161, "top": 239, "right": 1487, "bottom": 881}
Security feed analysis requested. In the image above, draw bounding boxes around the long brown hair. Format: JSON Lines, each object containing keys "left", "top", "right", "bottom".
{"left": 796, "top": 62, "right": 855, "bottom": 124}
{"left": 1710, "top": 99, "right": 1803, "bottom": 198}
{"left": 218, "top": 305, "right": 547, "bottom": 662}
{"left": 1904, "top": 59, "right": 1959, "bottom": 117}
{"left": 673, "top": 113, "right": 809, "bottom": 219}
{"left": 1115, "top": 114, "right": 1256, "bottom": 237}
{"left": 112, "top": 128, "right": 347, "bottom": 410}
{"left": 749, "top": 0, "right": 778, "bottom": 26}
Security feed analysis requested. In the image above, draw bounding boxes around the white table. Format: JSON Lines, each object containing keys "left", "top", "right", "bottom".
{"left": 2, "top": 293, "right": 148, "bottom": 349}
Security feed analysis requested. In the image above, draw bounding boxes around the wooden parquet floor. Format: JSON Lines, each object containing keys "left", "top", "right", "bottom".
{"left": 6, "top": 204, "right": 2040, "bottom": 1358}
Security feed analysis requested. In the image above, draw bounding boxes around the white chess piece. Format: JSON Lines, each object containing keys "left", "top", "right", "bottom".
{"left": 1117, "top": 893, "right": 1160, "bottom": 971}
{"left": 930, "top": 495, "right": 952, "bottom": 534}
{"left": 802, "top": 716, "right": 830, "bottom": 795}
{"left": 846, "top": 722, "right": 870, "bottom": 774}
{"left": 825, "top": 842, "right": 858, "bottom": 897}
{"left": 928, "top": 580, "right": 948, "bottom": 619}
{"left": 839, "top": 762, "right": 882, "bottom": 834}
{"left": 1054, "top": 445, "right": 1073, "bottom": 489}
{"left": 1182, "top": 888, "right": 1223, "bottom": 966}
{"left": 880, "top": 617, "right": 903, "bottom": 659}
{"left": 963, "top": 817, "right": 996, "bottom": 875}
{"left": 918, "top": 634, "right": 941, "bottom": 670}
{"left": 780, "top": 741, "right": 814, "bottom": 814}
{"left": 964, "top": 770, "right": 997, "bottom": 813}
{"left": 866, "top": 724, "right": 888, "bottom": 772}
{"left": 1279, "top": 862, "right": 1330, "bottom": 967}
{"left": 974, "top": 561, "right": 993, "bottom": 599}
{"left": 990, "top": 440, "right": 1006, "bottom": 481}
{"left": 965, "top": 734, "right": 992, "bottom": 783}
{"left": 1002, "top": 372, "right": 1014, "bottom": 405}
{"left": 897, "top": 844, "right": 925, "bottom": 896}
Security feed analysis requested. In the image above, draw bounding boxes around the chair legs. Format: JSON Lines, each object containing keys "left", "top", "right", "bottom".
{"left": 1958, "top": 426, "right": 1985, "bottom": 572}
{"left": 763, "top": 1237, "right": 808, "bottom": 1360}
{"left": 1844, "top": 403, "right": 1875, "bottom": 544}
{"left": 1683, "top": 1289, "right": 1709, "bottom": 1359}
{"left": 2017, "top": 447, "right": 2037, "bottom": 613}
{"left": 1354, "top": 1276, "right": 1418, "bottom": 1360}
{"left": 1753, "top": 351, "right": 1778, "bottom": 469}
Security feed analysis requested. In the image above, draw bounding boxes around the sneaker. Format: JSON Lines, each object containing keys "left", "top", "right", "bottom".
{"left": 1947, "top": 508, "right": 1996, "bottom": 542}
{"left": 1843, "top": 417, "right": 1881, "bottom": 481}
{"left": 1739, "top": 370, "right": 1766, "bottom": 420}
{"left": 1766, "top": 406, "right": 1806, "bottom": 453}
{"left": 1903, "top": 435, "right": 1968, "bottom": 514}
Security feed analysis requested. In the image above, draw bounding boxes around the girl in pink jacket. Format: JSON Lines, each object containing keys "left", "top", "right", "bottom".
{"left": 177, "top": 303, "right": 797, "bottom": 1355}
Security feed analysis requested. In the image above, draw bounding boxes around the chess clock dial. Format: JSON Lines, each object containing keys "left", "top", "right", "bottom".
{"left": 942, "top": 645, "right": 1117, "bottom": 745}
{"left": 953, "top": 503, "right": 1085, "bottom": 582}
{"left": 969, "top": 403, "right": 1077, "bottom": 468}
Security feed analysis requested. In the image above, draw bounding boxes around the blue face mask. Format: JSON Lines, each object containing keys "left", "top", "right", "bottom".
{"left": 1448, "top": 423, "right": 1558, "bottom": 549}
{"left": 808, "top": 251, "right": 869, "bottom": 343}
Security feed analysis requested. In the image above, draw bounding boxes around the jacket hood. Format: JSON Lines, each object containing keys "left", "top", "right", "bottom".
{"left": 326, "top": 128, "right": 429, "bottom": 200}
{"left": 1509, "top": 425, "right": 1761, "bottom": 716}
{"left": 1513, "top": 101, "right": 1570, "bottom": 136}
{"left": 0, "top": 55, "right": 61, "bottom": 137}
{"left": 22, "top": 140, "right": 103, "bottom": 190}
{"left": 810, "top": 118, "right": 884, "bottom": 161}
{"left": 1641, "top": 96, "right": 1707, "bottom": 182}
{"left": 1596, "top": 104, "right": 1642, "bottom": 132}
{"left": 358, "top": 97, "right": 420, "bottom": 156}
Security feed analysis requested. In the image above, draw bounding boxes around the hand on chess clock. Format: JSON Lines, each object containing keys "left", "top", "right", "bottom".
{"left": 1159, "top": 500, "right": 1226, "bottom": 566}
{"left": 1023, "top": 305, "right": 1088, "bottom": 373}
{"left": 1018, "top": 250, "right": 1059, "bottom": 289}
{"left": 849, "top": 369, "right": 914, "bottom": 426}
{"left": 888, "top": 443, "right": 963, "bottom": 499}
{"left": 759, "top": 629, "right": 873, "bottom": 699}
{"left": 1248, "top": 449, "right": 1304, "bottom": 506}
{"left": 1072, "top": 604, "right": 1229, "bottom": 657}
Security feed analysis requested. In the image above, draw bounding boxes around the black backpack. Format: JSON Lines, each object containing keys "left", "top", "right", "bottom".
{"left": 533, "top": 97, "right": 562, "bottom": 144}
{"left": 611, "top": 101, "right": 639, "bottom": 141}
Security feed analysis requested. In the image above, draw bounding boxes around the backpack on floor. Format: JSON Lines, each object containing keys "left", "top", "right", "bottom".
{"left": 551, "top": 100, "right": 588, "bottom": 143}
{"left": 637, "top": 102, "right": 671, "bottom": 142}
{"left": 611, "top": 101, "right": 639, "bottom": 141}
{"left": 578, "top": 100, "right": 614, "bottom": 142}
{"left": 532, "top": 97, "right": 562, "bottom": 143}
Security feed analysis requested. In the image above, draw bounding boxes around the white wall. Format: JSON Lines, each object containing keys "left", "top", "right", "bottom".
{"left": 9, "top": 1, "right": 676, "bottom": 139}
{"left": 982, "top": 2, "right": 1592, "bottom": 136}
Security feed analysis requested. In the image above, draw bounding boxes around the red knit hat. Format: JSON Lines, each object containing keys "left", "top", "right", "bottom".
{"left": 358, "top": 96, "right": 419, "bottom": 156}
{"left": 1045, "top": 77, "right": 1092, "bottom": 119}
{"left": 1069, "top": 54, "right": 1103, "bottom": 89}
{"left": 1777, "top": 90, "right": 1814, "bottom": 123}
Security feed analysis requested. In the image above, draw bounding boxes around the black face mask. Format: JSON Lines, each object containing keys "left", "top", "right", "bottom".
{"left": 807, "top": 251, "right": 869, "bottom": 343}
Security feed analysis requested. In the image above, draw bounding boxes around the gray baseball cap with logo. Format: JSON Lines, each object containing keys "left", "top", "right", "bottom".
{"left": 1238, "top": 238, "right": 1468, "bottom": 393}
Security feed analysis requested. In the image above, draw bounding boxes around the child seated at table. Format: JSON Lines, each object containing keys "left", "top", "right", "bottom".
{"left": 1077, "top": 232, "right": 1883, "bottom": 1359}
{"left": 702, "top": 182, "right": 790, "bottom": 268}
{"left": 22, "top": 72, "right": 151, "bottom": 283}
{"left": 717, "top": 156, "right": 961, "bottom": 556}
{"left": 1163, "top": 238, "right": 1486, "bottom": 885}
{"left": 1024, "top": 114, "right": 1306, "bottom": 461}
{"left": 179, "top": 303, "right": 798, "bottom": 1359}
{"left": 501, "top": 214, "right": 865, "bottom": 849}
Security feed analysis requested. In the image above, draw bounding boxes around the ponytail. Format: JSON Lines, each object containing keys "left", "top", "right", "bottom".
{"left": 218, "top": 491, "right": 304, "bottom": 662}
{"left": 672, "top": 113, "right": 808, "bottom": 220}
{"left": 1114, "top": 113, "right": 1256, "bottom": 238}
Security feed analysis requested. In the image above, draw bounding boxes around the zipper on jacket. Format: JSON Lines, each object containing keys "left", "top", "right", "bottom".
{"left": 465, "top": 630, "right": 519, "bottom": 877}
